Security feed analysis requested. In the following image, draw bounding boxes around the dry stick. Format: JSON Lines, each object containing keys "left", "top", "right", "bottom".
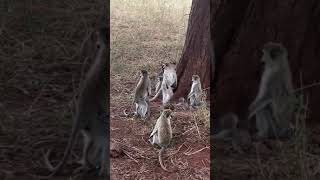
{"left": 183, "top": 146, "right": 209, "bottom": 156}
{"left": 26, "top": 83, "right": 48, "bottom": 116}
{"left": 167, "top": 142, "right": 186, "bottom": 157}
{"left": 123, "top": 150, "right": 139, "bottom": 163}
{"left": 193, "top": 115, "right": 201, "bottom": 139}
{"left": 180, "top": 127, "right": 196, "bottom": 136}
{"left": 294, "top": 81, "right": 320, "bottom": 93}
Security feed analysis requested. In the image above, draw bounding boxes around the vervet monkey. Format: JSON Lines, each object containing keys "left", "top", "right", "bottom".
{"left": 175, "top": 97, "right": 189, "bottom": 110}
{"left": 212, "top": 112, "right": 239, "bottom": 141}
{"left": 43, "top": 27, "right": 108, "bottom": 177}
{"left": 248, "top": 42, "right": 296, "bottom": 139}
{"left": 149, "top": 109, "right": 173, "bottom": 171}
{"left": 213, "top": 113, "right": 251, "bottom": 153}
{"left": 150, "top": 76, "right": 173, "bottom": 104}
{"left": 188, "top": 75, "right": 203, "bottom": 107}
{"left": 123, "top": 70, "right": 151, "bottom": 119}
{"left": 153, "top": 62, "right": 177, "bottom": 100}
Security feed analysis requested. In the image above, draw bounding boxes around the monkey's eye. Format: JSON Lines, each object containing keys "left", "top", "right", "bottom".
{"left": 96, "top": 43, "right": 101, "bottom": 49}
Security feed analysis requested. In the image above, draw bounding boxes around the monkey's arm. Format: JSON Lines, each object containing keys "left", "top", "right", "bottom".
{"left": 187, "top": 84, "right": 195, "bottom": 99}
{"left": 248, "top": 70, "right": 279, "bottom": 118}
{"left": 172, "top": 74, "right": 177, "bottom": 89}
{"left": 150, "top": 117, "right": 161, "bottom": 138}
{"left": 249, "top": 69, "right": 278, "bottom": 111}
{"left": 149, "top": 125, "right": 158, "bottom": 138}
{"left": 148, "top": 81, "right": 152, "bottom": 96}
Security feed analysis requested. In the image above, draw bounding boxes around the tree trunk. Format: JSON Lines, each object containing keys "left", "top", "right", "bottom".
{"left": 173, "top": 0, "right": 211, "bottom": 100}
{"left": 212, "top": 0, "right": 320, "bottom": 123}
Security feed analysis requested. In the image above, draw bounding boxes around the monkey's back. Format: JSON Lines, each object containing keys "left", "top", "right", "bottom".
{"left": 135, "top": 76, "right": 150, "bottom": 99}
{"left": 158, "top": 120, "right": 172, "bottom": 147}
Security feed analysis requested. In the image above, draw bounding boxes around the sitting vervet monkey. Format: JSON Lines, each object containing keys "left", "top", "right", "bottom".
{"left": 123, "top": 70, "right": 151, "bottom": 119}
{"left": 162, "top": 62, "right": 177, "bottom": 89}
{"left": 150, "top": 76, "right": 173, "bottom": 104}
{"left": 43, "top": 27, "right": 108, "bottom": 177}
{"left": 248, "top": 42, "right": 296, "bottom": 139}
{"left": 149, "top": 109, "right": 173, "bottom": 171}
{"left": 187, "top": 75, "right": 203, "bottom": 107}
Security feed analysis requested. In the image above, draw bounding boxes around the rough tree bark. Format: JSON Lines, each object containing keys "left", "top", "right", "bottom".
{"left": 212, "top": 0, "right": 320, "bottom": 123}
{"left": 173, "top": 0, "right": 211, "bottom": 99}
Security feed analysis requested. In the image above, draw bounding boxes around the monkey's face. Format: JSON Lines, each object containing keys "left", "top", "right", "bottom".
{"left": 140, "top": 70, "right": 148, "bottom": 77}
{"left": 192, "top": 75, "right": 199, "bottom": 82}
{"left": 170, "top": 62, "right": 177, "bottom": 70}
{"left": 163, "top": 110, "right": 173, "bottom": 119}
{"left": 261, "top": 42, "right": 286, "bottom": 65}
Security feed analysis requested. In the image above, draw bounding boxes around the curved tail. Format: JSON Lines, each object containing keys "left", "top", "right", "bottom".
{"left": 151, "top": 88, "right": 162, "bottom": 102}
{"left": 158, "top": 147, "right": 169, "bottom": 172}
{"left": 123, "top": 109, "right": 135, "bottom": 117}
{"left": 43, "top": 121, "right": 80, "bottom": 177}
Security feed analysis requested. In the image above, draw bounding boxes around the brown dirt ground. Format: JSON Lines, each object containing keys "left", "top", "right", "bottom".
{"left": 109, "top": 1, "right": 210, "bottom": 179}
{"left": 110, "top": 100, "right": 210, "bottom": 180}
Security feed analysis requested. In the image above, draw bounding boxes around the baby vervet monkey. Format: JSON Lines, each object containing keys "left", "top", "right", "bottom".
{"left": 187, "top": 75, "right": 203, "bottom": 107}
{"left": 149, "top": 109, "right": 173, "bottom": 171}
{"left": 124, "top": 69, "right": 151, "bottom": 119}
{"left": 43, "top": 27, "right": 108, "bottom": 177}
{"left": 212, "top": 113, "right": 252, "bottom": 153}
{"left": 212, "top": 112, "right": 239, "bottom": 140}
{"left": 175, "top": 97, "right": 189, "bottom": 110}
{"left": 248, "top": 42, "right": 296, "bottom": 139}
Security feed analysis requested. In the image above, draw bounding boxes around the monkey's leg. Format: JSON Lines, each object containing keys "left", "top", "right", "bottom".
{"left": 189, "top": 96, "right": 196, "bottom": 107}
{"left": 150, "top": 134, "right": 159, "bottom": 146}
{"left": 146, "top": 99, "right": 151, "bottom": 119}
{"left": 133, "top": 103, "right": 139, "bottom": 119}
{"left": 256, "top": 109, "right": 272, "bottom": 139}
{"left": 74, "top": 130, "right": 93, "bottom": 174}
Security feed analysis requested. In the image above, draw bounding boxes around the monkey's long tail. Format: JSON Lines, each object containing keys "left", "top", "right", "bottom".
{"left": 159, "top": 147, "right": 169, "bottom": 172}
{"left": 151, "top": 88, "right": 162, "bottom": 101}
{"left": 43, "top": 119, "right": 80, "bottom": 178}
{"left": 123, "top": 109, "right": 135, "bottom": 117}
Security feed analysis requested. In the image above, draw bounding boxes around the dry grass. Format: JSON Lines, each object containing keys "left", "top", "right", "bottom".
{"left": 110, "top": 0, "right": 191, "bottom": 85}
{"left": 213, "top": 76, "right": 320, "bottom": 179}
{"left": 110, "top": 0, "right": 210, "bottom": 179}
{"left": 0, "top": 0, "right": 106, "bottom": 179}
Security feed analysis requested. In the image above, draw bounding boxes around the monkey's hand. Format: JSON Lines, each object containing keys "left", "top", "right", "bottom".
{"left": 187, "top": 92, "right": 194, "bottom": 99}
{"left": 249, "top": 98, "right": 272, "bottom": 115}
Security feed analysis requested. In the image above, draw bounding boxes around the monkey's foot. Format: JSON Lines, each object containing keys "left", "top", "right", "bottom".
{"left": 73, "top": 165, "right": 89, "bottom": 174}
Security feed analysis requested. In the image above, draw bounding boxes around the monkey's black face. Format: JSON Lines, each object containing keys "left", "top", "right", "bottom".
{"left": 140, "top": 70, "right": 148, "bottom": 76}
{"left": 166, "top": 113, "right": 173, "bottom": 119}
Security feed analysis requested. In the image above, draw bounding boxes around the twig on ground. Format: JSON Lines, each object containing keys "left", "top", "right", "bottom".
{"left": 183, "top": 146, "right": 209, "bottom": 156}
